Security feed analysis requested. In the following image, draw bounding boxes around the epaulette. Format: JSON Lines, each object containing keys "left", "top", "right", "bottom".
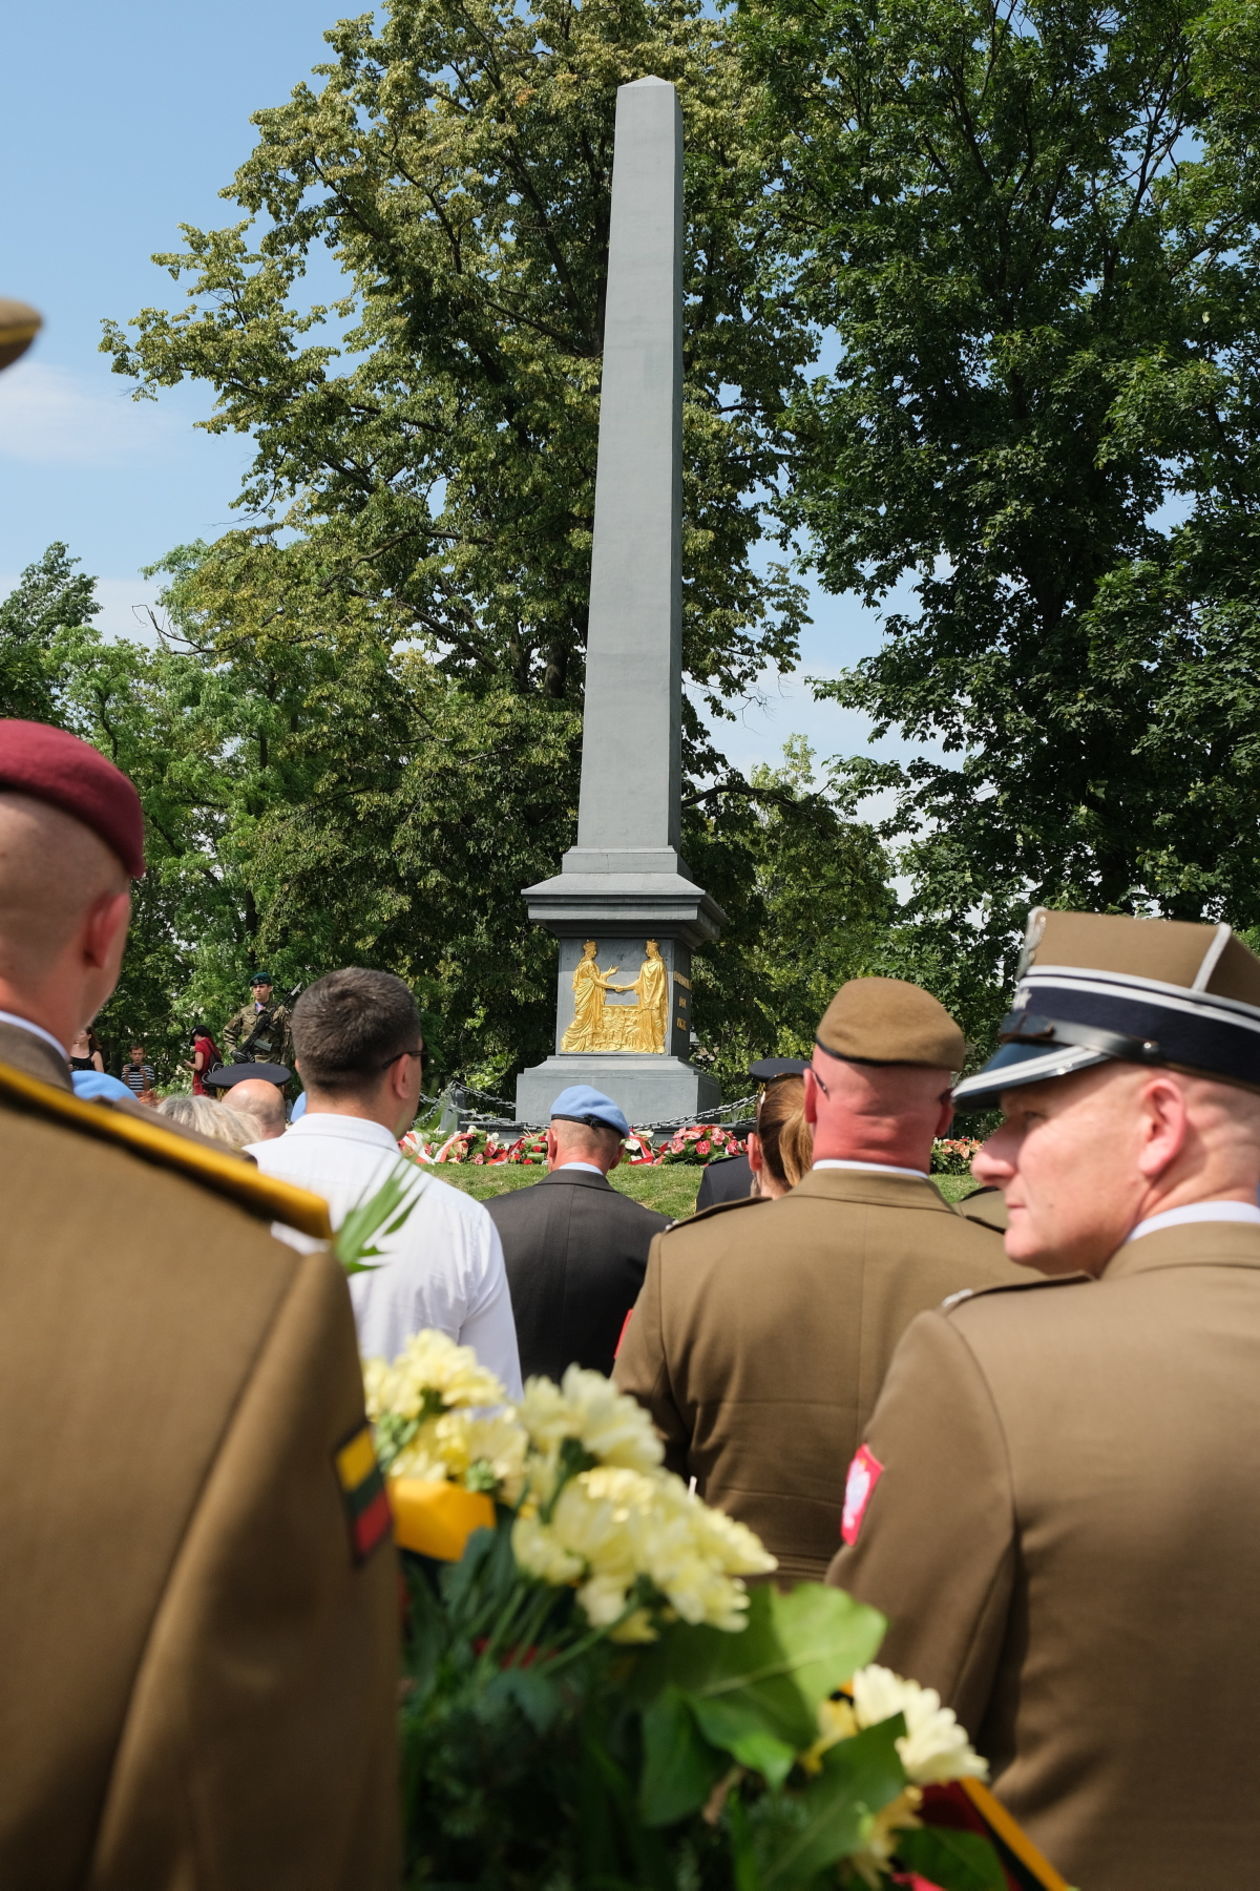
{"left": 939, "top": 1271, "right": 1094, "bottom": 1315}
{"left": 664, "top": 1192, "right": 772, "bottom": 1232}
{"left": 0, "top": 1058, "right": 330, "bottom": 1239}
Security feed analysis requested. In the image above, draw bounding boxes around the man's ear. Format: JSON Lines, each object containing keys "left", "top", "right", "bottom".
{"left": 545, "top": 1126, "right": 560, "bottom": 1169}
{"left": 935, "top": 1093, "right": 954, "bottom": 1139}
{"left": 747, "top": 1130, "right": 764, "bottom": 1175}
{"left": 1137, "top": 1075, "right": 1191, "bottom": 1182}
{"left": 608, "top": 1142, "right": 622, "bottom": 1173}
{"left": 81, "top": 887, "right": 130, "bottom": 971}
{"left": 803, "top": 1068, "right": 821, "bottom": 1127}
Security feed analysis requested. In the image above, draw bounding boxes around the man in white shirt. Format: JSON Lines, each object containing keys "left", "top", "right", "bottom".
{"left": 828, "top": 910, "right": 1260, "bottom": 1891}
{"left": 249, "top": 967, "right": 522, "bottom": 1396}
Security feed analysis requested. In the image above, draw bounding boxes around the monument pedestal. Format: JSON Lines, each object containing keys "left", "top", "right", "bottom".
{"left": 516, "top": 1054, "right": 719, "bottom": 1128}
{"left": 514, "top": 847, "right": 726, "bottom": 1125}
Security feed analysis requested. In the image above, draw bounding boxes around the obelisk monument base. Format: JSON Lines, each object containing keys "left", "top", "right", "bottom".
{"left": 516, "top": 78, "right": 724, "bottom": 1128}
{"left": 516, "top": 849, "right": 723, "bottom": 1125}
{"left": 516, "top": 1054, "right": 719, "bottom": 1130}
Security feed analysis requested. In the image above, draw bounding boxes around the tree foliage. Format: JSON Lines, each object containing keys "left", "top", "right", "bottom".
{"left": 83, "top": 0, "right": 908, "bottom": 1089}
{"left": 745, "top": 0, "right": 1260, "bottom": 1014}
{"left": 1, "top": 544, "right": 891, "bottom": 1093}
{"left": 102, "top": 0, "right": 811, "bottom": 759}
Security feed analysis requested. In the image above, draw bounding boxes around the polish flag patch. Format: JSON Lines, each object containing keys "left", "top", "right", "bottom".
{"left": 840, "top": 1443, "right": 884, "bottom": 1546}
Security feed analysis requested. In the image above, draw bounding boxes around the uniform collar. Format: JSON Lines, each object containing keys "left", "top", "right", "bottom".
{"left": 0, "top": 1009, "right": 67, "bottom": 1061}
{"left": 1106, "top": 1203, "right": 1260, "bottom": 1279}
{"left": 791, "top": 1166, "right": 956, "bottom": 1210}
{"left": 812, "top": 1158, "right": 931, "bottom": 1181}
{"left": 1125, "top": 1200, "right": 1260, "bottom": 1244}
{"left": 0, "top": 1014, "right": 72, "bottom": 1091}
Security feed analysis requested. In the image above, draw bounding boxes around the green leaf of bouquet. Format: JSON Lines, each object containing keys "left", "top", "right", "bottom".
{"left": 628, "top": 1582, "right": 886, "bottom": 1752}
{"left": 762, "top": 1717, "right": 906, "bottom": 1887}
{"left": 480, "top": 1665, "right": 563, "bottom": 1738}
{"left": 331, "top": 1162, "right": 426, "bottom": 1275}
{"left": 895, "top": 1824, "right": 1010, "bottom": 1891}
{"left": 638, "top": 1686, "right": 727, "bottom": 1827}
{"left": 687, "top": 1696, "right": 798, "bottom": 1788}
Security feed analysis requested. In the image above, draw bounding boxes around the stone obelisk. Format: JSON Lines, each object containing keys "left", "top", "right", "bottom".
{"left": 516, "top": 77, "right": 724, "bottom": 1126}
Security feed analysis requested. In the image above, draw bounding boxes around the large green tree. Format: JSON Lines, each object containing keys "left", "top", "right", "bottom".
{"left": 102, "top": 0, "right": 809, "bottom": 753}
{"left": 744, "top": 0, "right": 1260, "bottom": 1022}
{"left": 96, "top": 0, "right": 911, "bottom": 1087}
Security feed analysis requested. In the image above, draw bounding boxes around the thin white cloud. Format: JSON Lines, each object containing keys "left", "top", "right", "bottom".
{"left": 0, "top": 360, "right": 173, "bottom": 468}
{"left": 0, "top": 571, "right": 164, "bottom": 646}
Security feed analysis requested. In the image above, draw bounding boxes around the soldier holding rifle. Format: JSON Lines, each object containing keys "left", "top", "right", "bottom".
{"left": 222, "top": 971, "right": 292, "bottom": 1067}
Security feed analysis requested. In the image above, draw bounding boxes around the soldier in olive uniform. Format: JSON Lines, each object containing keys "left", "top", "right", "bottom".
{"left": 615, "top": 978, "right": 1020, "bottom": 1582}
{"left": 0, "top": 720, "right": 398, "bottom": 1888}
{"left": 223, "top": 971, "right": 292, "bottom": 1066}
{"left": 829, "top": 910, "right": 1260, "bottom": 1891}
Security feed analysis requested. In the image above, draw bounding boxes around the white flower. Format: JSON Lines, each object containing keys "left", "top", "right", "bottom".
{"left": 514, "top": 1461, "right": 772, "bottom": 1638}
{"left": 850, "top": 1664, "right": 988, "bottom": 1785}
{"left": 512, "top": 1513, "right": 585, "bottom": 1585}
{"left": 364, "top": 1329, "right": 508, "bottom": 1421}
{"left": 517, "top": 1367, "right": 664, "bottom": 1473}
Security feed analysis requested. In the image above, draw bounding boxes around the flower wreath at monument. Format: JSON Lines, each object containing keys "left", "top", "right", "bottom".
{"left": 366, "top": 1330, "right": 1069, "bottom": 1891}
{"left": 397, "top": 1125, "right": 748, "bottom": 1168}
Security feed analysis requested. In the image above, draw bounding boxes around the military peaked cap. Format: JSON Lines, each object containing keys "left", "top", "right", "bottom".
{"left": 815, "top": 977, "right": 965, "bottom": 1070}
{"left": 954, "top": 908, "right": 1260, "bottom": 1107}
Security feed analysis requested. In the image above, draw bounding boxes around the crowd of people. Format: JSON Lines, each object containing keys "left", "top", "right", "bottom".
{"left": 3, "top": 714, "right": 1260, "bottom": 1890}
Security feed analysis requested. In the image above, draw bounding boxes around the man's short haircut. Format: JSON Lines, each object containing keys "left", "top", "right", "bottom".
{"left": 293, "top": 968, "right": 422, "bottom": 1093}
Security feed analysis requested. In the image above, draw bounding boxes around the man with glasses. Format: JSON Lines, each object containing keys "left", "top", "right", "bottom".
{"left": 247, "top": 968, "right": 521, "bottom": 1395}
{"left": 827, "top": 912, "right": 1260, "bottom": 1890}
{"left": 615, "top": 978, "right": 1018, "bottom": 1581}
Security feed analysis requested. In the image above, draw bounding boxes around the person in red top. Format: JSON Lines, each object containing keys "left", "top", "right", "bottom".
{"left": 190, "top": 1023, "right": 221, "bottom": 1096}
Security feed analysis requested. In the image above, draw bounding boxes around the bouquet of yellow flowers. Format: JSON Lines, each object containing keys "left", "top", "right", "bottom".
{"left": 367, "top": 1333, "right": 1057, "bottom": 1891}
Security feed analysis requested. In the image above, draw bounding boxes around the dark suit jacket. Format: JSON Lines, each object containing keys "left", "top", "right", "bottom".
{"left": 695, "top": 1153, "right": 752, "bottom": 1211}
{"left": 487, "top": 1167, "right": 670, "bottom": 1381}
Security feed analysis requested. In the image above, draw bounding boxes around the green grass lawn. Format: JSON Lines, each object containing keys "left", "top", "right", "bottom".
{"left": 437, "top": 1163, "right": 979, "bottom": 1216}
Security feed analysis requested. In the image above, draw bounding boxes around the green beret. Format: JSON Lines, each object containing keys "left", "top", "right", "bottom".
{"left": 815, "top": 977, "right": 966, "bottom": 1070}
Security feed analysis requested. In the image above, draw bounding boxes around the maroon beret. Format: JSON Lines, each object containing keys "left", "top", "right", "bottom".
{"left": 0, "top": 721, "right": 145, "bottom": 877}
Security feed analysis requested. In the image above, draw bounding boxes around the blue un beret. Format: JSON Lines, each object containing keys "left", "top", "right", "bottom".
{"left": 550, "top": 1084, "right": 630, "bottom": 1138}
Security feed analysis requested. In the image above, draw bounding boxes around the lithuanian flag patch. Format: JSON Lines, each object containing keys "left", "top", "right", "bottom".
{"left": 335, "top": 1424, "right": 392, "bottom": 1563}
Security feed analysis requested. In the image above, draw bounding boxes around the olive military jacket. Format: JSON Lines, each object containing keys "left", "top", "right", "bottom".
{"left": 0, "top": 1059, "right": 399, "bottom": 1889}
{"left": 613, "top": 1166, "right": 1022, "bottom": 1582}
{"left": 828, "top": 1221, "right": 1260, "bottom": 1891}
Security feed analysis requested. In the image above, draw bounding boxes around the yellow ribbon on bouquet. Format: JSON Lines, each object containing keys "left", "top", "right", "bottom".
{"left": 389, "top": 1476, "right": 496, "bottom": 1560}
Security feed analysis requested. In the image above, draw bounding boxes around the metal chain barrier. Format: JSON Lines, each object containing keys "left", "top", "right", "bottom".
{"left": 431, "top": 1081, "right": 760, "bottom": 1138}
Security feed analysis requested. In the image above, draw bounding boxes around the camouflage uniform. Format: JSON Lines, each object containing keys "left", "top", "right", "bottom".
{"left": 222, "top": 1001, "right": 292, "bottom": 1065}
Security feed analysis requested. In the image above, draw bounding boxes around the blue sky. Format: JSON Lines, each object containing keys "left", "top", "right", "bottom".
{"left": 0, "top": 0, "right": 911, "bottom": 783}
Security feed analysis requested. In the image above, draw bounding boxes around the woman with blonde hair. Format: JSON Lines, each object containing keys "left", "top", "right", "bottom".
{"left": 747, "top": 1074, "right": 812, "bottom": 1198}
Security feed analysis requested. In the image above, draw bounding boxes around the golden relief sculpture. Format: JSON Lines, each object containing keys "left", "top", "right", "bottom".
{"left": 561, "top": 938, "right": 669, "bottom": 1055}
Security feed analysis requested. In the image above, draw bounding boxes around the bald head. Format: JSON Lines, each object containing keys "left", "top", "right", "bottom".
{"left": 224, "top": 1079, "right": 287, "bottom": 1141}
{"left": 805, "top": 1054, "right": 954, "bottom": 1170}
{"left": 0, "top": 792, "right": 131, "bottom": 1045}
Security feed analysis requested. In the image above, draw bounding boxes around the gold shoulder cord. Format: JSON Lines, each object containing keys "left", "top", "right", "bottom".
{"left": 0, "top": 1060, "right": 331, "bottom": 1240}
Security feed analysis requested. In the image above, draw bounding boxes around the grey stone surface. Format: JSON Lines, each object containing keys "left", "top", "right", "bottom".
{"left": 573, "top": 75, "right": 683, "bottom": 862}
{"left": 517, "top": 78, "right": 725, "bottom": 1112}
{"left": 516, "top": 1056, "right": 720, "bottom": 1129}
